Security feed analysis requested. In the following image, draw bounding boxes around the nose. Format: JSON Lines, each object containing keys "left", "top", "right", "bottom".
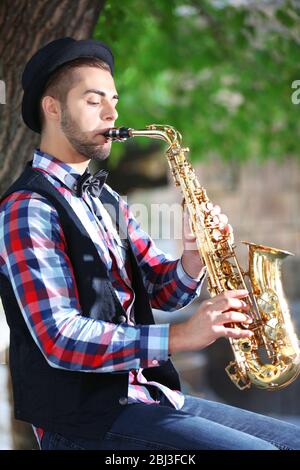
{"left": 101, "top": 99, "right": 118, "bottom": 122}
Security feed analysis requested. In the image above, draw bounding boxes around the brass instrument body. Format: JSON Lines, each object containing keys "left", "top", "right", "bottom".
{"left": 105, "top": 125, "right": 300, "bottom": 390}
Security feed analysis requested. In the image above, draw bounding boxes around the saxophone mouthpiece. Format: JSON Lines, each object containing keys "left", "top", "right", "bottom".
{"left": 103, "top": 127, "right": 132, "bottom": 141}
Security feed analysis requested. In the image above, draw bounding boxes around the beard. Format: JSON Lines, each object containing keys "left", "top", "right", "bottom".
{"left": 60, "top": 104, "right": 111, "bottom": 161}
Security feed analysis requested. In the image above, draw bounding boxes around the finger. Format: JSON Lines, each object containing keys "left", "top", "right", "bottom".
{"left": 205, "top": 291, "right": 250, "bottom": 314}
{"left": 218, "top": 213, "right": 228, "bottom": 225}
{"left": 217, "top": 289, "right": 249, "bottom": 299}
{"left": 221, "top": 297, "right": 250, "bottom": 312}
{"left": 210, "top": 291, "right": 249, "bottom": 311}
{"left": 213, "top": 215, "right": 221, "bottom": 225}
{"left": 217, "top": 311, "right": 252, "bottom": 325}
{"left": 208, "top": 297, "right": 251, "bottom": 319}
{"left": 224, "top": 224, "right": 234, "bottom": 243}
{"left": 222, "top": 224, "right": 232, "bottom": 235}
{"left": 211, "top": 205, "right": 221, "bottom": 216}
{"left": 217, "top": 326, "right": 254, "bottom": 340}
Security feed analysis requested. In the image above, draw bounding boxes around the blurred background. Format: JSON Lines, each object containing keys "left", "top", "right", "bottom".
{"left": 1, "top": 0, "right": 300, "bottom": 449}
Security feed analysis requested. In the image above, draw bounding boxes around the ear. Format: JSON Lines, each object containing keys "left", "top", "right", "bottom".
{"left": 41, "top": 95, "right": 61, "bottom": 126}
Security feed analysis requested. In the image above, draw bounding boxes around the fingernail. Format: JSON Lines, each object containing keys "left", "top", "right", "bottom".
{"left": 243, "top": 314, "right": 252, "bottom": 322}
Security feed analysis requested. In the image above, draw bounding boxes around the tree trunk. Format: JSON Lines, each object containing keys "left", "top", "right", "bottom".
{"left": 0, "top": 0, "right": 106, "bottom": 194}
{"left": 0, "top": 0, "right": 106, "bottom": 449}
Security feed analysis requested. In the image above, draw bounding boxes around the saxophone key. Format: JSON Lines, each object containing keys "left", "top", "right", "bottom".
{"left": 221, "top": 260, "right": 235, "bottom": 276}
{"left": 225, "top": 276, "right": 242, "bottom": 290}
{"left": 205, "top": 202, "right": 214, "bottom": 212}
{"left": 212, "top": 228, "right": 222, "bottom": 241}
{"left": 239, "top": 339, "right": 253, "bottom": 353}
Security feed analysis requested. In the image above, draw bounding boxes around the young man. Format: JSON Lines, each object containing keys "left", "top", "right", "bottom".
{"left": 0, "top": 37, "right": 299, "bottom": 450}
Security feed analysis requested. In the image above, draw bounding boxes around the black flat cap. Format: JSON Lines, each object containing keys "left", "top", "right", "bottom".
{"left": 21, "top": 37, "right": 114, "bottom": 133}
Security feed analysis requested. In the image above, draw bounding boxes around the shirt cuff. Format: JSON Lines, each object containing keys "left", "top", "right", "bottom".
{"left": 176, "top": 258, "right": 207, "bottom": 290}
{"left": 139, "top": 324, "right": 170, "bottom": 368}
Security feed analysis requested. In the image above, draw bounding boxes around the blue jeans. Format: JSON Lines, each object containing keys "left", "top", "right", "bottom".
{"left": 41, "top": 394, "right": 300, "bottom": 450}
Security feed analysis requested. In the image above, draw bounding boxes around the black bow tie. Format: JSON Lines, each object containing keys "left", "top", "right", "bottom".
{"left": 74, "top": 168, "right": 108, "bottom": 198}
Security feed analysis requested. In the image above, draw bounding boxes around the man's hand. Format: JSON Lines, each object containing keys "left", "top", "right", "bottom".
{"left": 169, "top": 289, "right": 253, "bottom": 354}
{"left": 181, "top": 203, "right": 233, "bottom": 279}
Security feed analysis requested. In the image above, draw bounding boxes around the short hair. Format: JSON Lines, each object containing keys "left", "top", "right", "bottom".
{"left": 39, "top": 57, "right": 111, "bottom": 131}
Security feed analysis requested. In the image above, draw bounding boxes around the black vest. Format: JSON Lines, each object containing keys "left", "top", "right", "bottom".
{"left": 0, "top": 161, "right": 180, "bottom": 439}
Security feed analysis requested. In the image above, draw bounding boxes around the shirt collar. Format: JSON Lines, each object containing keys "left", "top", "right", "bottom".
{"left": 32, "top": 148, "right": 88, "bottom": 194}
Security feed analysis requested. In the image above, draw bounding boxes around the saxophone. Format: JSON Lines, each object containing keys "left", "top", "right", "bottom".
{"left": 104, "top": 125, "right": 300, "bottom": 390}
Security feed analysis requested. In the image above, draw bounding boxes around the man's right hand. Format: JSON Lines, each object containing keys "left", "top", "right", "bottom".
{"left": 169, "top": 289, "right": 253, "bottom": 354}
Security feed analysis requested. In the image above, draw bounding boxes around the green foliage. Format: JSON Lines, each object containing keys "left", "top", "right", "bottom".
{"left": 95, "top": 0, "right": 300, "bottom": 163}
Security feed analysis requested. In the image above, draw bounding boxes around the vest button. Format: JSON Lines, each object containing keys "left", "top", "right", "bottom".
{"left": 118, "top": 315, "right": 127, "bottom": 324}
{"left": 119, "top": 397, "right": 128, "bottom": 406}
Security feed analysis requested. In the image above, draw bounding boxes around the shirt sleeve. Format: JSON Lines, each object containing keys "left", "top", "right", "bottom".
{"left": 0, "top": 191, "right": 169, "bottom": 372}
{"left": 107, "top": 186, "right": 206, "bottom": 311}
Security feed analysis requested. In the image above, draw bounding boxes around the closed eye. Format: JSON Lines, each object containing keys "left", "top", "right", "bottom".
{"left": 87, "top": 101, "right": 100, "bottom": 106}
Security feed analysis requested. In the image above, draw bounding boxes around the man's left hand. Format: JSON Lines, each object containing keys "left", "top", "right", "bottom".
{"left": 181, "top": 204, "right": 233, "bottom": 279}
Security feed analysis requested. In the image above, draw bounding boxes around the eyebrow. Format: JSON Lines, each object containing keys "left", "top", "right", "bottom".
{"left": 83, "top": 89, "right": 119, "bottom": 100}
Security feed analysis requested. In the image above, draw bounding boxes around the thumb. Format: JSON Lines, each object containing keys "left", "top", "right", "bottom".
{"left": 183, "top": 209, "right": 194, "bottom": 237}
{"left": 182, "top": 209, "right": 198, "bottom": 250}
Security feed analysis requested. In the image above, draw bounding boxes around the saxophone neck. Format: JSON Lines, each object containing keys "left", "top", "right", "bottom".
{"left": 104, "top": 124, "right": 182, "bottom": 147}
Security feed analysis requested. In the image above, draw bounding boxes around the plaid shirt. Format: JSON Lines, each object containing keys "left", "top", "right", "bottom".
{"left": 0, "top": 150, "right": 205, "bottom": 442}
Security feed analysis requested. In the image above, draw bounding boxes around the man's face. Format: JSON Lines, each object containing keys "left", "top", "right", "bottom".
{"left": 60, "top": 66, "right": 119, "bottom": 161}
